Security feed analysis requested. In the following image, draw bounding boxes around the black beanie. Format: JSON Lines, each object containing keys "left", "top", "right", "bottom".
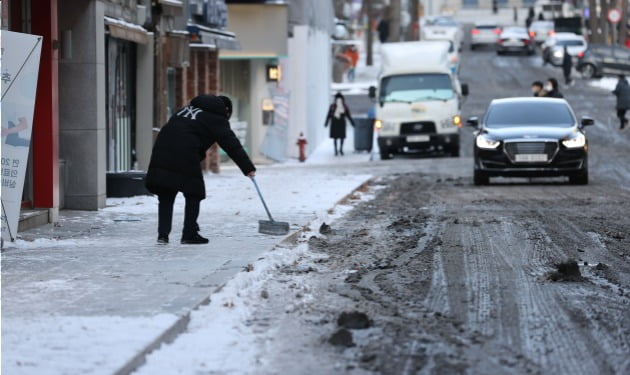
{"left": 218, "top": 95, "right": 233, "bottom": 119}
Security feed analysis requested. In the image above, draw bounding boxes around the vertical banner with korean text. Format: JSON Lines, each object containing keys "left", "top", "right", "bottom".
{"left": 1, "top": 31, "right": 42, "bottom": 241}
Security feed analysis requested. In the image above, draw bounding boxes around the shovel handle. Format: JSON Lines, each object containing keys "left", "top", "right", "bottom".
{"left": 250, "top": 177, "right": 274, "bottom": 222}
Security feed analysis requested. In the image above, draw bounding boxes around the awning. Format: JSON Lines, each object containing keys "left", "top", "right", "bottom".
{"left": 157, "top": 0, "right": 184, "bottom": 16}
{"left": 187, "top": 23, "right": 241, "bottom": 51}
{"left": 105, "top": 16, "right": 149, "bottom": 45}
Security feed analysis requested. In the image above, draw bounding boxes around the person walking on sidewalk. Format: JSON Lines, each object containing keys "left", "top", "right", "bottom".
{"left": 344, "top": 45, "right": 359, "bottom": 82}
{"left": 613, "top": 75, "right": 630, "bottom": 130}
{"left": 324, "top": 92, "right": 355, "bottom": 156}
{"left": 145, "top": 94, "right": 256, "bottom": 245}
{"left": 561, "top": 46, "right": 573, "bottom": 86}
{"left": 545, "top": 78, "right": 564, "bottom": 98}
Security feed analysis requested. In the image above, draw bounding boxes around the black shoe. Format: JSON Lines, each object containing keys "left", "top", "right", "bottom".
{"left": 157, "top": 235, "right": 169, "bottom": 245}
{"left": 181, "top": 233, "right": 209, "bottom": 244}
{"left": 340, "top": 149, "right": 344, "bottom": 155}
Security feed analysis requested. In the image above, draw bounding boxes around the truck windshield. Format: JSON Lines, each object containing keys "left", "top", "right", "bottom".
{"left": 380, "top": 74, "right": 454, "bottom": 103}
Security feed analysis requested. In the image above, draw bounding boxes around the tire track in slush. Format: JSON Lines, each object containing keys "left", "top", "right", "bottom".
{"left": 507, "top": 218, "right": 613, "bottom": 374}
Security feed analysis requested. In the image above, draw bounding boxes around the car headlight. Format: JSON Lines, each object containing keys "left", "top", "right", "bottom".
{"left": 441, "top": 116, "right": 462, "bottom": 128}
{"left": 375, "top": 120, "right": 397, "bottom": 133}
{"left": 476, "top": 135, "right": 500, "bottom": 149}
{"left": 553, "top": 49, "right": 563, "bottom": 58}
{"left": 562, "top": 133, "right": 586, "bottom": 148}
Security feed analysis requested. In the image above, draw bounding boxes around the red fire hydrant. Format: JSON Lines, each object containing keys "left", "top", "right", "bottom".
{"left": 297, "top": 132, "right": 307, "bottom": 162}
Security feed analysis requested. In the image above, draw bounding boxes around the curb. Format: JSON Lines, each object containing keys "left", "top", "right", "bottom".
{"left": 112, "top": 176, "right": 374, "bottom": 375}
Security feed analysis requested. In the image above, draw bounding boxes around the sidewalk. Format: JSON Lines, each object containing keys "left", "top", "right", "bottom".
{"left": 1, "top": 164, "right": 372, "bottom": 375}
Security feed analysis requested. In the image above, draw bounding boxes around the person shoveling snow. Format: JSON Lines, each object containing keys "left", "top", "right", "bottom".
{"left": 145, "top": 94, "right": 256, "bottom": 245}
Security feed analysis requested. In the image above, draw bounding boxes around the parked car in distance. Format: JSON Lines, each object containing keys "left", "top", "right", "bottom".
{"left": 422, "top": 15, "right": 464, "bottom": 52}
{"left": 470, "top": 22, "right": 501, "bottom": 50}
{"left": 541, "top": 33, "right": 587, "bottom": 66}
{"left": 528, "top": 20, "right": 554, "bottom": 44}
{"left": 497, "top": 26, "right": 535, "bottom": 55}
{"left": 576, "top": 44, "right": 630, "bottom": 79}
{"left": 468, "top": 97, "right": 593, "bottom": 185}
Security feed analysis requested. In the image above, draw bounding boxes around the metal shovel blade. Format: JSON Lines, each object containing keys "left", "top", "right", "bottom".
{"left": 258, "top": 219, "right": 290, "bottom": 236}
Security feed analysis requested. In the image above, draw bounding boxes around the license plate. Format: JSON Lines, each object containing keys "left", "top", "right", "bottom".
{"left": 504, "top": 39, "right": 522, "bottom": 46}
{"left": 515, "top": 154, "right": 548, "bottom": 162}
{"left": 407, "top": 135, "right": 430, "bottom": 143}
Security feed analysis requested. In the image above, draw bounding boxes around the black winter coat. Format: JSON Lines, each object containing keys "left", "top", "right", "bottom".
{"left": 562, "top": 52, "right": 572, "bottom": 75}
{"left": 613, "top": 79, "right": 630, "bottom": 110}
{"left": 324, "top": 103, "right": 355, "bottom": 139}
{"left": 145, "top": 95, "right": 255, "bottom": 199}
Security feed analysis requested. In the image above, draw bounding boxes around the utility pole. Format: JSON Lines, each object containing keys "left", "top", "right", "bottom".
{"left": 366, "top": 0, "right": 374, "bottom": 66}
{"left": 588, "top": 0, "right": 602, "bottom": 43}
{"left": 619, "top": 0, "right": 628, "bottom": 45}
{"left": 389, "top": 0, "right": 401, "bottom": 43}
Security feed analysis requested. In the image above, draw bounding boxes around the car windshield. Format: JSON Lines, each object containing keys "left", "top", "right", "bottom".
{"left": 433, "top": 18, "right": 457, "bottom": 26}
{"left": 380, "top": 74, "right": 454, "bottom": 102}
{"left": 476, "top": 25, "right": 498, "bottom": 30}
{"left": 484, "top": 102, "right": 575, "bottom": 128}
{"left": 556, "top": 40, "right": 584, "bottom": 46}
{"left": 503, "top": 27, "right": 526, "bottom": 34}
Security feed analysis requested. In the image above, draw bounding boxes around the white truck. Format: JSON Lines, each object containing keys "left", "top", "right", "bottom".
{"left": 370, "top": 41, "right": 469, "bottom": 159}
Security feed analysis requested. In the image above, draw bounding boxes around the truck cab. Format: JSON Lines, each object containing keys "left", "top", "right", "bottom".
{"left": 371, "top": 41, "right": 469, "bottom": 159}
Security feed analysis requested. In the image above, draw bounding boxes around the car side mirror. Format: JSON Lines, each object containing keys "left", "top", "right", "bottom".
{"left": 461, "top": 83, "right": 469, "bottom": 96}
{"left": 467, "top": 116, "right": 479, "bottom": 127}
{"left": 368, "top": 86, "right": 376, "bottom": 99}
{"left": 580, "top": 116, "right": 594, "bottom": 126}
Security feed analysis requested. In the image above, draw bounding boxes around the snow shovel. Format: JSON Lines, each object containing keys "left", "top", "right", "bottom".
{"left": 250, "top": 177, "right": 290, "bottom": 236}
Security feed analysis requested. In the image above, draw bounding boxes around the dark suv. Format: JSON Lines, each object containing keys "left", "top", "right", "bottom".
{"left": 576, "top": 44, "right": 630, "bottom": 79}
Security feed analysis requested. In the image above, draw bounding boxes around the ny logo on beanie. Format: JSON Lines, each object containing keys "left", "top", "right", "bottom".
{"left": 177, "top": 106, "right": 203, "bottom": 120}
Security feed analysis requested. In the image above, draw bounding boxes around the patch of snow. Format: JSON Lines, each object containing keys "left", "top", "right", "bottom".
{"left": 3, "top": 238, "right": 96, "bottom": 250}
{"left": 135, "top": 181, "right": 379, "bottom": 374}
{"left": 587, "top": 77, "right": 617, "bottom": 92}
{"left": 2, "top": 314, "right": 177, "bottom": 375}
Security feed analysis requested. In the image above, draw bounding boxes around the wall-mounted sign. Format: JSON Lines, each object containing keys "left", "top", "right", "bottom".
{"left": 266, "top": 64, "right": 281, "bottom": 82}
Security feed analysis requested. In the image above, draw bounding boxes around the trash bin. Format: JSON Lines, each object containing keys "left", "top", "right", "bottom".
{"left": 354, "top": 117, "right": 374, "bottom": 152}
{"left": 106, "top": 171, "right": 152, "bottom": 198}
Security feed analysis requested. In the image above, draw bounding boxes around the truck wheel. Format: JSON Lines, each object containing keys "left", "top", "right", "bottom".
{"left": 473, "top": 170, "right": 489, "bottom": 185}
{"left": 380, "top": 149, "right": 392, "bottom": 160}
{"left": 449, "top": 144, "right": 460, "bottom": 157}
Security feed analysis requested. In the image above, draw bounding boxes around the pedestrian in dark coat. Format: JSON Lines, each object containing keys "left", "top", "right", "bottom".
{"left": 545, "top": 78, "right": 564, "bottom": 98}
{"left": 561, "top": 46, "right": 573, "bottom": 85}
{"left": 145, "top": 94, "right": 256, "bottom": 244}
{"left": 377, "top": 18, "right": 390, "bottom": 43}
{"left": 613, "top": 75, "right": 630, "bottom": 130}
{"left": 324, "top": 92, "right": 355, "bottom": 156}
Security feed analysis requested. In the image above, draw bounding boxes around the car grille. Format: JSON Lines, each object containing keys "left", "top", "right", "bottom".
{"left": 504, "top": 141, "right": 558, "bottom": 162}
{"left": 400, "top": 122, "right": 436, "bottom": 135}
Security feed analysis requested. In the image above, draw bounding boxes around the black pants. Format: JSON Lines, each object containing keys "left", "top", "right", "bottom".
{"left": 157, "top": 188, "right": 201, "bottom": 237}
{"left": 333, "top": 138, "right": 345, "bottom": 154}
{"left": 618, "top": 109, "right": 628, "bottom": 129}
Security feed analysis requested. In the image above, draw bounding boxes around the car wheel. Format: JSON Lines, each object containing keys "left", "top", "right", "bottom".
{"left": 496, "top": 50, "right": 503, "bottom": 55}
{"left": 380, "top": 150, "right": 392, "bottom": 160}
{"left": 569, "top": 169, "right": 588, "bottom": 185}
{"left": 471, "top": 44, "right": 477, "bottom": 51}
{"left": 473, "top": 170, "right": 489, "bottom": 185}
{"left": 580, "top": 64, "right": 595, "bottom": 79}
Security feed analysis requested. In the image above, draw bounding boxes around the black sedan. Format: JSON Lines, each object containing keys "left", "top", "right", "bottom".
{"left": 467, "top": 98, "right": 593, "bottom": 185}
{"left": 576, "top": 44, "right": 630, "bottom": 79}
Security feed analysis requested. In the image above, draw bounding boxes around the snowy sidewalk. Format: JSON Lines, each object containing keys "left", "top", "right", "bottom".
{"left": 1, "top": 164, "right": 371, "bottom": 375}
